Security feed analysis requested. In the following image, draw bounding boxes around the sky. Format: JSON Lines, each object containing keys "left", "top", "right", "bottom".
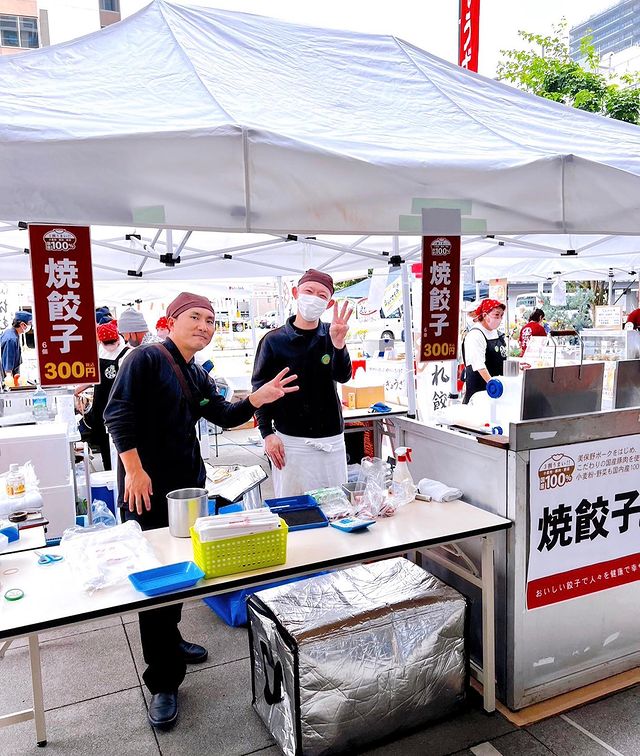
{"left": 120, "top": 0, "right": 616, "bottom": 77}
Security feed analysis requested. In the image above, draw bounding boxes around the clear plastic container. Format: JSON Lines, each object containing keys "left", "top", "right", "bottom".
{"left": 32, "top": 387, "right": 48, "bottom": 421}
{"left": 6, "top": 464, "right": 25, "bottom": 498}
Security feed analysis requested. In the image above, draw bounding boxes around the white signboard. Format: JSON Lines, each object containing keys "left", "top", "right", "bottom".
{"left": 527, "top": 436, "right": 640, "bottom": 609}
{"left": 381, "top": 278, "right": 402, "bottom": 317}
{"left": 595, "top": 306, "right": 623, "bottom": 330}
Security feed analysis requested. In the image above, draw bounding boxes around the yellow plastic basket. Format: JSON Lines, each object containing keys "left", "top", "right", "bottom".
{"left": 190, "top": 519, "right": 288, "bottom": 578}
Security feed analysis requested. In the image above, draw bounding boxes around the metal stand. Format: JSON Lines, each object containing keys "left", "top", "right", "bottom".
{"left": 416, "top": 534, "right": 497, "bottom": 713}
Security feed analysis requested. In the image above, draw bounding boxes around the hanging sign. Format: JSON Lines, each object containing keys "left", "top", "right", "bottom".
{"left": 29, "top": 224, "right": 99, "bottom": 386}
{"left": 527, "top": 436, "right": 640, "bottom": 610}
{"left": 381, "top": 277, "right": 402, "bottom": 317}
{"left": 488, "top": 278, "right": 507, "bottom": 304}
{"left": 458, "top": 0, "right": 481, "bottom": 72}
{"left": 419, "top": 236, "right": 461, "bottom": 362}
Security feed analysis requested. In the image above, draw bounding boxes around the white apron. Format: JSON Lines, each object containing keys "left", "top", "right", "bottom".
{"left": 271, "top": 430, "right": 347, "bottom": 498}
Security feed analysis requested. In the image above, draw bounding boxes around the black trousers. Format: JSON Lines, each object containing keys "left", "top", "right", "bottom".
{"left": 124, "top": 503, "right": 186, "bottom": 694}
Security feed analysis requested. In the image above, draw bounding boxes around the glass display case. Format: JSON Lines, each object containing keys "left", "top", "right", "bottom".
{"left": 581, "top": 329, "right": 640, "bottom": 361}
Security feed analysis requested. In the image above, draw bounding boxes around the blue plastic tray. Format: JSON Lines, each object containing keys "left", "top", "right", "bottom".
{"left": 264, "top": 495, "right": 329, "bottom": 532}
{"left": 128, "top": 561, "right": 205, "bottom": 596}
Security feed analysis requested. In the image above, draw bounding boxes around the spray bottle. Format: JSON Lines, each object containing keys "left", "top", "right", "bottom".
{"left": 393, "top": 447, "right": 414, "bottom": 486}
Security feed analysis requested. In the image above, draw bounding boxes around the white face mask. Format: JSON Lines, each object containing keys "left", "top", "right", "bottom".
{"left": 297, "top": 294, "right": 328, "bottom": 321}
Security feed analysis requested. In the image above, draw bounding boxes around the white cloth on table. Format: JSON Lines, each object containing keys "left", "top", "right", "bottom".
{"left": 417, "top": 477, "right": 462, "bottom": 502}
{"left": 271, "top": 430, "right": 347, "bottom": 498}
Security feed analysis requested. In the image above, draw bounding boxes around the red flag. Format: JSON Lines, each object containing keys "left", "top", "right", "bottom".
{"left": 458, "top": 0, "right": 480, "bottom": 72}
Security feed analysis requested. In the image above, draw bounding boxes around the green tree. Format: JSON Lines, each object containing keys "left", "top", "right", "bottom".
{"left": 497, "top": 20, "right": 640, "bottom": 124}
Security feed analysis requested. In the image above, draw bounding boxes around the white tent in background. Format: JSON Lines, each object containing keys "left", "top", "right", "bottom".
{"left": 464, "top": 235, "right": 640, "bottom": 281}
{"left": 2, "top": 0, "right": 640, "bottom": 236}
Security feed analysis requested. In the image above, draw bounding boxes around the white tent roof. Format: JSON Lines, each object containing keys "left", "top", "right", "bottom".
{"left": 0, "top": 222, "right": 409, "bottom": 281}
{"left": 2, "top": 1, "right": 640, "bottom": 235}
{"left": 465, "top": 235, "right": 640, "bottom": 281}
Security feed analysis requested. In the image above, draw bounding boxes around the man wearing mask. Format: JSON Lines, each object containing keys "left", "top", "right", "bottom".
{"left": 1, "top": 311, "right": 32, "bottom": 387}
{"left": 252, "top": 269, "right": 353, "bottom": 497}
{"left": 105, "top": 292, "right": 297, "bottom": 730}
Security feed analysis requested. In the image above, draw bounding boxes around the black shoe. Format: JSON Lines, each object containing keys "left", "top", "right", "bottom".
{"left": 179, "top": 640, "right": 208, "bottom": 664}
{"left": 148, "top": 691, "right": 178, "bottom": 730}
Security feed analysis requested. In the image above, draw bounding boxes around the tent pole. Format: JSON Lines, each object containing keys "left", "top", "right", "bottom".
{"left": 276, "top": 276, "right": 286, "bottom": 325}
{"left": 608, "top": 270, "right": 614, "bottom": 305}
{"left": 398, "top": 240, "right": 417, "bottom": 419}
{"left": 249, "top": 290, "right": 257, "bottom": 353}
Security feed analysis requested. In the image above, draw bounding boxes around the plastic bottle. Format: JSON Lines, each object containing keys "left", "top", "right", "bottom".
{"left": 6, "top": 464, "right": 25, "bottom": 498}
{"left": 32, "top": 387, "right": 48, "bottom": 421}
{"left": 393, "top": 447, "right": 414, "bottom": 486}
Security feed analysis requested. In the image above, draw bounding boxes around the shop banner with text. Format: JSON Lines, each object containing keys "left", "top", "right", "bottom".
{"left": 458, "top": 0, "right": 480, "bottom": 72}
{"left": 29, "top": 224, "right": 99, "bottom": 386}
{"left": 419, "top": 236, "right": 460, "bottom": 362}
{"left": 527, "top": 436, "right": 640, "bottom": 609}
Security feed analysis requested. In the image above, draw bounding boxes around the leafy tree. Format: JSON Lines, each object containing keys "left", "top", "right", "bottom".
{"left": 497, "top": 20, "right": 640, "bottom": 124}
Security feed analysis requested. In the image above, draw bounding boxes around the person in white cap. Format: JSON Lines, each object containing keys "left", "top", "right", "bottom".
{"left": 118, "top": 307, "right": 159, "bottom": 348}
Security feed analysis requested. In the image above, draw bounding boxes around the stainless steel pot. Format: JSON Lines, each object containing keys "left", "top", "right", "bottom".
{"left": 166, "top": 487, "right": 209, "bottom": 538}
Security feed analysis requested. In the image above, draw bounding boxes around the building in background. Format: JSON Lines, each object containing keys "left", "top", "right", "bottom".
{"left": 0, "top": 0, "right": 120, "bottom": 56}
{"left": 570, "top": 0, "right": 640, "bottom": 61}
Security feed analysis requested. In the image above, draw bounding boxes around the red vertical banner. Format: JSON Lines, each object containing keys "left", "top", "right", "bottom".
{"left": 458, "top": 0, "right": 480, "bottom": 72}
{"left": 28, "top": 224, "right": 99, "bottom": 386}
{"left": 420, "top": 236, "right": 461, "bottom": 362}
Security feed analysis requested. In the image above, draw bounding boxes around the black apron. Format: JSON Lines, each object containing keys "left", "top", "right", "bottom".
{"left": 86, "top": 346, "right": 129, "bottom": 437}
{"left": 462, "top": 328, "right": 506, "bottom": 404}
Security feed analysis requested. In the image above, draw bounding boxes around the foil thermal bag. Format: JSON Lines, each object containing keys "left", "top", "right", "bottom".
{"left": 247, "top": 556, "right": 467, "bottom": 756}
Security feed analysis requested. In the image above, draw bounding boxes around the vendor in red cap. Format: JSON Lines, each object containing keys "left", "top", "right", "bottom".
{"left": 104, "top": 291, "right": 298, "bottom": 732}
{"left": 252, "top": 269, "right": 353, "bottom": 497}
{"left": 74, "top": 320, "right": 130, "bottom": 470}
{"left": 461, "top": 298, "right": 507, "bottom": 404}
{"left": 155, "top": 316, "right": 170, "bottom": 340}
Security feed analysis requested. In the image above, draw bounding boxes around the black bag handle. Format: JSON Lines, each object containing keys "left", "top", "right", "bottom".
{"left": 155, "top": 343, "right": 200, "bottom": 412}
{"left": 260, "top": 640, "right": 284, "bottom": 705}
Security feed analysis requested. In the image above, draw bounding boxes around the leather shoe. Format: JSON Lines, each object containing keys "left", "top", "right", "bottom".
{"left": 148, "top": 691, "right": 178, "bottom": 730}
{"left": 179, "top": 639, "right": 208, "bottom": 664}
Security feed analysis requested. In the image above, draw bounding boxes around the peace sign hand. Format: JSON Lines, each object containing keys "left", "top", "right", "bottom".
{"left": 329, "top": 300, "right": 353, "bottom": 350}
{"left": 249, "top": 367, "right": 299, "bottom": 408}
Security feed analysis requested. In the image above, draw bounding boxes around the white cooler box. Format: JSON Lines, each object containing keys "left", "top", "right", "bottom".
{"left": 248, "top": 557, "right": 467, "bottom": 756}
{"left": 0, "top": 421, "right": 71, "bottom": 488}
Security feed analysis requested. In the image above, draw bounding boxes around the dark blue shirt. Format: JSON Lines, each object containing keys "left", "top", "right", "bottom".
{"left": 251, "top": 316, "right": 351, "bottom": 439}
{"left": 0, "top": 327, "right": 21, "bottom": 374}
{"left": 104, "top": 338, "right": 254, "bottom": 513}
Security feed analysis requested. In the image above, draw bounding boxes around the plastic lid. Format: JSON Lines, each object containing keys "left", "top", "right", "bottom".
{"left": 9, "top": 464, "right": 19, "bottom": 473}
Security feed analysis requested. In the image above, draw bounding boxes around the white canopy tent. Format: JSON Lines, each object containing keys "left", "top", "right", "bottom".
{"left": 465, "top": 235, "right": 640, "bottom": 282}
{"left": 2, "top": 0, "right": 640, "bottom": 236}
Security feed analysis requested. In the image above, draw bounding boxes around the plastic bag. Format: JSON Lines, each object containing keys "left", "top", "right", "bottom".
{"left": 60, "top": 520, "right": 160, "bottom": 594}
{"left": 91, "top": 499, "right": 117, "bottom": 527}
{"left": 306, "top": 486, "right": 353, "bottom": 521}
{"left": 354, "top": 457, "right": 414, "bottom": 518}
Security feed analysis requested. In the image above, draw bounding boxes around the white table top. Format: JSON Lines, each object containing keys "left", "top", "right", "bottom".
{"left": 0, "top": 499, "right": 510, "bottom": 642}
{"left": 1, "top": 526, "right": 46, "bottom": 555}
{"left": 342, "top": 403, "right": 407, "bottom": 422}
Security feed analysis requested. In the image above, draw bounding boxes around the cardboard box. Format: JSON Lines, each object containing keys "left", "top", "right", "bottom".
{"left": 341, "top": 383, "right": 385, "bottom": 409}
